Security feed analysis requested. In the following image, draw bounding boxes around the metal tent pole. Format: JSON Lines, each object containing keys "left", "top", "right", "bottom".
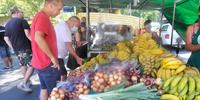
{"left": 159, "top": 0, "right": 165, "bottom": 47}
{"left": 86, "top": 0, "right": 90, "bottom": 57}
{"left": 170, "top": 0, "right": 177, "bottom": 52}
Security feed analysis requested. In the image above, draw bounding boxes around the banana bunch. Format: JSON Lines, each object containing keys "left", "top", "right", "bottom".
{"left": 81, "top": 58, "right": 97, "bottom": 70}
{"left": 162, "top": 75, "right": 200, "bottom": 100}
{"left": 132, "top": 33, "right": 162, "bottom": 56}
{"left": 109, "top": 41, "right": 131, "bottom": 61}
{"left": 184, "top": 67, "right": 199, "bottom": 75}
{"left": 157, "top": 57, "right": 186, "bottom": 80}
{"left": 160, "top": 94, "right": 179, "bottom": 100}
{"left": 139, "top": 53, "right": 161, "bottom": 77}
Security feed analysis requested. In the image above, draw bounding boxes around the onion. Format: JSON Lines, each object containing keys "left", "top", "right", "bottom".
{"left": 51, "top": 91, "right": 57, "bottom": 96}
{"left": 111, "top": 81, "right": 116, "bottom": 86}
{"left": 92, "top": 87, "right": 98, "bottom": 91}
{"left": 51, "top": 96, "right": 56, "bottom": 100}
{"left": 131, "top": 76, "right": 138, "bottom": 82}
{"left": 60, "top": 94, "right": 65, "bottom": 99}
{"left": 103, "top": 74, "right": 108, "bottom": 80}
{"left": 109, "top": 74, "right": 113, "bottom": 78}
{"left": 94, "top": 76, "right": 99, "bottom": 80}
{"left": 57, "top": 98, "right": 63, "bottom": 100}
{"left": 114, "top": 75, "right": 118, "bottom": 80}
{"left": 78, "top": 83, "right": 84, "bottom": 88}
{"left": 155, "top": 78, "right": 162, "bottom": 86}
{"left": 83, "top": 90, "right": 89, "bottom": 94}
{"left": 52, "top": 88, "right": 58, "bottom": 92}
{"left": 54, "top": 93, "right": 60, "bottom": 98}
{"left": 100, "top": 85, "right": 105, "bottom": 90}
{"left": 99, "top": 73, "right": 103, "bottom": 78}
{"left": 98, "top": 78, "right": 104, "bottom": 83}
{"left": 109, "top": 77, "right": 114, "bottom": 82}
{"left": 58, "top": 89, "right": 65, "bottom": 95}
{"left": 116, "top": 80, "right": 121, "bottom": 84}
{"left": 78, "top": 88, "right": 84, "bottom": 93}
{"left": 83, "top": 85, "right": 88, "bottom": 89}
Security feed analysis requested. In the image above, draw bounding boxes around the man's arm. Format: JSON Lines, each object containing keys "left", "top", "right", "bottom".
{"left": 25, "top": 29, "right": 31, "bottom": 41}
{"left": 35, "top": 31, "right": 59, "bottom": 69}
{"left": 66, "top": 42, "right": 83, "bottom": 65}
{"left": 4, "top": 36, "right": 13, "bottom": 50}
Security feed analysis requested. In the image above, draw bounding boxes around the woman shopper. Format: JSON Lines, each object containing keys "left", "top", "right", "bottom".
{"left": 186, "top": 6, "right": 200, "bottom": 70}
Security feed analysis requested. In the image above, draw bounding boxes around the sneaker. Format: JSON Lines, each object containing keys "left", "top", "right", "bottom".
{"left": 27, "top": 80, "right": 32, "bottom": 87}
{"left": 17, "top": 82, "right": 32, "bottom": 92}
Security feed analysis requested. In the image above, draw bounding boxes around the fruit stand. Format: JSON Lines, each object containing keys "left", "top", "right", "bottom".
{"left": 49, "top": 0, "right": 200, "bottom": 100}
{"left": 48, "top": 33, "right": 200, "bottom": 100}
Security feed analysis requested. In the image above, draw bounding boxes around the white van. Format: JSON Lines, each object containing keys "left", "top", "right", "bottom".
{"left": 160, "top": 23, "right": 185, "bottom": 48}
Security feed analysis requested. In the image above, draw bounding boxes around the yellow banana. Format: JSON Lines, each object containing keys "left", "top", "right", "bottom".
{"left": 188, "top": 77, "right": 196, "bottom": 94}
{"left": 163, "top": 65, "right": 180, "bottom": 69}
{"left": 157, "top": 68, "right": 163, "bottom": 78}
{"left": 165, "top": 69, "right": 171, "bottom": 79}
{"left": 170, "top": 76, "right": 182, "bottom": 89}
{"left": 171, "top": 69, "right": 176, "bottom": 76}
{"left": 175, "top": 65, "right": 186, "bottom": 74}
{"left": 177, "top": 76, "right": 188, "bottom": 93}
{"left": 160, "top": 94, "right": 179, "bottom": 100}
{"left": 191, "top": 67, "right": 200, "bottom": 74}
{"left": 162, "top": 60, "right": 183, "bottom": 68}
{"left": 195, "top": 95, "right": 200, "bottom": 100}
{"left": 161, "top": 57, "right": 178, "bottom": 65}
{"left": 162, "top": 69, "right": 167, "bottom": 80}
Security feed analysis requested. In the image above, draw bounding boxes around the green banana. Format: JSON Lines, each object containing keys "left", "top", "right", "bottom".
{"left": 170, "top": 76, "right": 182, "bottom": 89}
{"left": 163, "top": 76, "right": 174, "bottom": 90}
{"left": 193, "top": 75, "right": 200, "bottom": 92}
{"left": 177, "top": 76, "right": 188, "bottom": 93}
{"left": 179, "top": 84, "right": 188, "bottom": 97}
{"left": 169, "top": 86, "right": 178, "bottom": 95}
{"left": 188, "top": 76, "right": 196, "bottom": 94}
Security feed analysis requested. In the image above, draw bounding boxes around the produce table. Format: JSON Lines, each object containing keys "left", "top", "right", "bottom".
{"left": 48, "top": 33, "right": 200, "bottom": 100}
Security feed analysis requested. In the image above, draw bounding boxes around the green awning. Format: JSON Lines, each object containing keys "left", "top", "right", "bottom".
{"left": 151, "top": 0, "right": 200, "bottom": 40}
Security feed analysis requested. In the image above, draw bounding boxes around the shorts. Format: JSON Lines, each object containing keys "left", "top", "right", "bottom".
{"left": 37, "top": 64, "right": 60, "bottom": 94}
{"left": 15, "top": 49, "right": 32, "bottom": 67}
{"left": 0, "top": 46, "right": 10, "bottom": 59}
{"left": 58, "top": 58, "right": 67, "bottom": 75}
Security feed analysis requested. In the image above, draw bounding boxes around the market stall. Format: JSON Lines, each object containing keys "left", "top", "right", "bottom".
{"left": 48, "top": 32, "right": 200, "bottom": 100}
{"left": 47, "top": 0, "right": 200, "bottom": 100}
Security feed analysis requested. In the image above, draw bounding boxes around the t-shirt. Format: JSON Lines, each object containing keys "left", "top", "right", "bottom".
{"left": 0, "top": 26, "right": 8, "bottom": 47}
{"left": 54, "top": 21, "right": 72, "bottom": 58}
{"left": 5, "top": 18, "right": 31, "bottom": 51}
{"left": 31, "top": 11, "right": 58, "bottom": 70}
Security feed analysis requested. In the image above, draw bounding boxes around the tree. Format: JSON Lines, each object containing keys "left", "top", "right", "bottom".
{"left": 0, "top": 0, "right": 43, "bottom": 17}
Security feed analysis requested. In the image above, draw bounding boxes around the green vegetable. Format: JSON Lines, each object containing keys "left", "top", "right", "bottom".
{"left": 79, "top": 83, "right": 159, "bottom": 100}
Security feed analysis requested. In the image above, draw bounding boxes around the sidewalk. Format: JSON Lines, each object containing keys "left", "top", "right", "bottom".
{"left": 0, "top": 55, "right": 39, "bottom": 100}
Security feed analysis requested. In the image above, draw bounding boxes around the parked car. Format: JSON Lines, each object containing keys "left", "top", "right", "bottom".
{"left": 160, "top": 23, "right": 185, "bottom": 48}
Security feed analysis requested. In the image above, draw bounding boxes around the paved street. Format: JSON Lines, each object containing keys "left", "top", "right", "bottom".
{"left": 0, "top": 55, "right": 39, "bottom": 100}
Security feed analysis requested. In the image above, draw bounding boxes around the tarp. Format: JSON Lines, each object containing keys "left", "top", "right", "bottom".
{"left": 150, "top": 0, "right": 200, "bottom": 40}
{"left": 64, "top": 0, "right": 200, "bottom": 40}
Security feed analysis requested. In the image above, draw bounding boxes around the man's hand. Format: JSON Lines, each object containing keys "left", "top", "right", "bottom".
{"left": 76, "top": 57, "right": 83, "bottom": 65}
{"left": 50, "top": 57, "right": 60, "bottom": 70}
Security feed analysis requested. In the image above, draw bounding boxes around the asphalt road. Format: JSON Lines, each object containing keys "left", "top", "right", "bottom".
{"left": 0, "top": 55, "right": 39, "bottom": 100}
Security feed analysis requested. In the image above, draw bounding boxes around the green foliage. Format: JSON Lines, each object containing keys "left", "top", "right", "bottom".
{"left": 0, "top": 0, "right": 43, "bottom": 17}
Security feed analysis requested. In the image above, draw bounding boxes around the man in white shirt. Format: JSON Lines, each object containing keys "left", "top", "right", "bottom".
{"left": 55, "top": 16, "right": 83, "bottom": 81}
